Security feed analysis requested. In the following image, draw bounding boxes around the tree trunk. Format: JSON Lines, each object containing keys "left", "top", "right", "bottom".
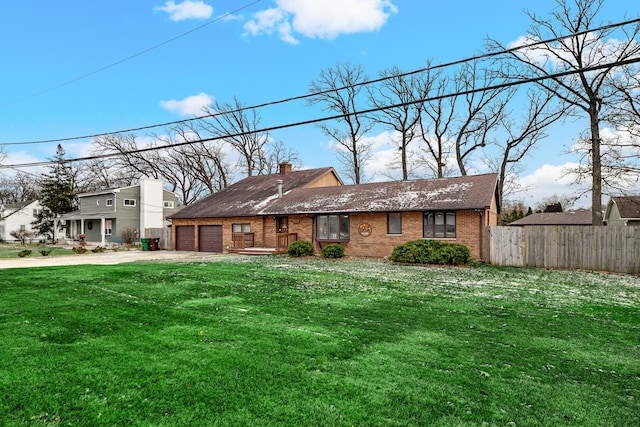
{"left": 590, "top": 111, "right": 603, "bottom": 226}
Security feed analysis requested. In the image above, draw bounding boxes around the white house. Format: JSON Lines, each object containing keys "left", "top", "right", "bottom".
{"left": 0, "top": 200, "right": 46, "bottom": 243}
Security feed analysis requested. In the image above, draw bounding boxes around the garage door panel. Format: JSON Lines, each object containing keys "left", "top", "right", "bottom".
{"left": 175, "top": 226, "right": 195, "bottom": 251}
{"left": 199, "top": 225, "right": 223, "bottom": 252}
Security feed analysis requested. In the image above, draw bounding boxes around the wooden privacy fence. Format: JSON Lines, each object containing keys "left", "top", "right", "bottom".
{"left": 487, "top": 226, "right": 640, "bottom": 274}
{"left": 145, "top": 228, "right": 172, "bottom": 250}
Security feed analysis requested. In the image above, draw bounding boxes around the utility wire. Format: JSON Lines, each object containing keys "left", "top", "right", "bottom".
{"left": 3, "top": 55, "right": 640, "bottom": 170}
{"left": 0, "top": 1, "right": 262, "bottom": 111}
{"left": 1, "top": 16, "right": 638, "bottom": 146}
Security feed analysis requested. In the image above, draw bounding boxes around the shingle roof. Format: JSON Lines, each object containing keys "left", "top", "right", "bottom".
{"left": 510, "top": 209, "right": 592, "bottom": 226}
{"left": 167, "top": 167, "right": 337, "bottom": 219}
{"left": 610, "top": 196, "right": 640, "bottom": 220}
{"left": 169, "top": 170, "right": 498, "bottom": 219}
{"left": 262, "top": 173, "right": 499, "bottom": 215}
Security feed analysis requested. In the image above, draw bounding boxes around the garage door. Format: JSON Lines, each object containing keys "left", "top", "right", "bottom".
{"left": 199, "top": 225, "right": 223, "bottom": 252}
{"left": 175, "top": 226, "right": 195, "bottom": 251}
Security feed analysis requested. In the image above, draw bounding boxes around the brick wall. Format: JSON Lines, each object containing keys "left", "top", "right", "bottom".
{"left": 172, "top": 208, "right": 496, "bottom": 260}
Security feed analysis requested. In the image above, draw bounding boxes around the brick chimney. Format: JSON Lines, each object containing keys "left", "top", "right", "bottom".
{"left": 279, "top": 161, "right": 292, "bottom": 174}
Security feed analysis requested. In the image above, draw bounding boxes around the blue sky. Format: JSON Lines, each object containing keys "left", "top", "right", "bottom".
{"left": 0, "top": 0, "right": 638, "bottom": 209}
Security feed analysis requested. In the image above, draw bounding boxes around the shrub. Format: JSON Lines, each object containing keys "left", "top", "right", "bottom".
{"left": 17, "top": 250, "right": 32, "bottom": 258}
{"left": 321, "top": 243, "right": 345, "bottom": 259}
{"left": 91, "top": 246, "right": 107, "bottom": 253}
{"left": 391, "top": 240, "right": 471, "bottom": 265}
{"left": 287, "top": 240, "right": 315, "bottom": 257}
{"left": 72, "top": 246, "right": 88, "bottom": 254}
{"left": 120, "top": 228, "right": 137, "bottom": 245}
{"left": 39, "top": 249, "right": 52, "bottom": 256}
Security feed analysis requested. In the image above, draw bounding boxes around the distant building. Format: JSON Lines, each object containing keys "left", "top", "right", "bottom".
{"left": 509, "top": 209, "right": 592, "bottom": 226}
{"left": 0, "top": 200, "right": 46, "bottom": 242}
{"left": 604, "top": 196, "right": 640, "bottom": 226}
{"left": 57, "top": 178, "right": 179, "bottom": 245}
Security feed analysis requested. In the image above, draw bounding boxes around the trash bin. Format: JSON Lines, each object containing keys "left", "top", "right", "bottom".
{"left": 149, "top": 238, "right": 160, "bottom": 251}
{"left": 140, "top": 238, "right": 150, "bottom": 251}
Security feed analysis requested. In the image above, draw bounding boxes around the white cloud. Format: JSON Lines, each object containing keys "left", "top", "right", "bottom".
{"left": 244, "top": 0, "right": 397, "bottom": 44}
{"left": 515, "top": 162, "right": 591, "bottom": 209}
{"left": 160, "top": 92, "right": 213, "bottom": 116}
{"left": 156, "top": 1, "right": 213, "bottom": 21}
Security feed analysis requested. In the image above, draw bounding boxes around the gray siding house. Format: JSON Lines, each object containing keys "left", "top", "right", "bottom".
{"left": 57, "top": 179, "right": 179, "bottom": 245}
{"left": 604, "top": 196, "right": 640, "bottom": 226}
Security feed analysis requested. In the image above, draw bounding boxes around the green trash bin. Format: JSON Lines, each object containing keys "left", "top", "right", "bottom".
{"left": 140, "top": 238, "right": 150, "bottom": 251}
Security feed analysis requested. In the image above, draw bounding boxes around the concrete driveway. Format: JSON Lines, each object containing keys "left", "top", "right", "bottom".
{"left": 0, "top": 250, "right": 233, "bottom": 269}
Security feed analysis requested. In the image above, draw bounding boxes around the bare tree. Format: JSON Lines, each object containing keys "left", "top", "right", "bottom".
{"left": 262, "top": 140, "right": 301, "bottom": 174}
{"left": 601, "top": 65, "right": 640, "bottom": 186}
{"left": 416, "top": 70, "right": 456, "bottom": 178}
{"left": 91, "top": 130, "right": 229, "bottom": 205}
{"left": 308, "top": 62, "right": 375, "bottom": 184}
{"left": 74, "top": 158, "right": 139, "bottom": 193}
{"left": 201, "top": 97, "right": 269, "bottom": 177}
{"left": 490, "top": 88, "right": 564, "bottom": 207}
{"left": 488, "top": 0, "right": 640, "bottom": 225}
{"left": 0, "top": 171, "right": 40, "bottom": 204}
{"left": 453, "top": 60, "right": 511, "bottom": 176}
{"left": 368, "top": 66, "right": 428, "bottom": 180}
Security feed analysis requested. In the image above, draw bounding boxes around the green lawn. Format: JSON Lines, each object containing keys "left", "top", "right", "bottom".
{"left": 0, "top": 257, "right": 638, "bottom": 426}
{"left": 0, "top": 244, "right": 75, "bottom": 259}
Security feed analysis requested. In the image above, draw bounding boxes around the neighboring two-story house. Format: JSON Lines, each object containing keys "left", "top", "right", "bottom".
{"left": 0, "top": 200, "right": 45, "bottom": 242}
{"left": 57, "top": 179, "right": 179, "bottom": 245}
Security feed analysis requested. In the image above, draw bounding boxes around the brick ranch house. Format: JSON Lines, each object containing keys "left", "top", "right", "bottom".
{"left": 167, "top": 163, "right": 500, "bottom": 261}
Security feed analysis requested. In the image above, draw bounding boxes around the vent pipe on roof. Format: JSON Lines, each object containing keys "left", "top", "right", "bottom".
{"left": 276, "top": 179, "right": 284, "bottom": 198}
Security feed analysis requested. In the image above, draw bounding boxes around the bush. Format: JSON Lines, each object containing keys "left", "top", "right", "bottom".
{"left": 72, "top": 246, "right": 88, "bottom": 254}
{"left": 39, "top": 249, "right": 52, "bottom": 256}
{"left": 390, "top": 240, "right": 471, "bottom": 265}
{"left": 120, "top": 228, "right": 137, "bottom": 245}
{"left": 321, "top": 243, "right": 345, "bottom": 259}
{"left": 17, "top": 250, "right": 32, "bottom": 258}
{"left": 91, "top": 246, "right": 107, "bottom": 253}
{"left": 287, "top": 240, "right": 315, "bottom": 257}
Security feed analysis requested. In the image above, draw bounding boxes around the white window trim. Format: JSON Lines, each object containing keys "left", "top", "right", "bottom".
{"left": 123, "top": 199, "right": 137, "bottom": 207}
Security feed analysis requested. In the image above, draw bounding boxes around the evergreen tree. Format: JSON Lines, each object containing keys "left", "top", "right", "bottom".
{"left": 32, "top": 145, "right": 76, "bottom": 241}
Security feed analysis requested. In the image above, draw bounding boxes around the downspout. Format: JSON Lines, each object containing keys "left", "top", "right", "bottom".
{"left": 475, "top": 209, "right": 484, "bottom": 261}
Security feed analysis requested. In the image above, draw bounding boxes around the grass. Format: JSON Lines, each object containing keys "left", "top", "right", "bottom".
{"left": 0, "top": 257, "right": 638, "bottom": 426}
{"left": 0, "top": 244, "right": 75, "bottom": 259}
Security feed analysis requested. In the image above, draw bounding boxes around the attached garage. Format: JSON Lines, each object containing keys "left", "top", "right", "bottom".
{"left": 175, "top": 225, "right": 195, "bottom": 251}
{"left": 199, "top": 225, "right": 223, "bottom": 252}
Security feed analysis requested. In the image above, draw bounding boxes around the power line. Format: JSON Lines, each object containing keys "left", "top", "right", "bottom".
{"left": 1, "top": 16, "right": 638, "bottom": 147}
{"left": 3, "top": 55, "right": 640, "bottom": 170}
{"left": 0, "top": 1, "right": 262, "bottom": 111}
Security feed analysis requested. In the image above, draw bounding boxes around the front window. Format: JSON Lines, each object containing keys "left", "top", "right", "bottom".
{"left": 388, "top": 213, "right": 402, "bottom": 235}
{"left": 124, "top": 199, "right": 136, "bottom": 207}
{"left": 232, "top": 223, "right": 251, "bottom": 233}
{"left": 317, "top": 215, "right": 349, "bottom": 241}
{"left": 106, "top": 199, "right": 113, "bottom": 207}
{"left": 424, "top": 211, "right": 456, "bottom": 238}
